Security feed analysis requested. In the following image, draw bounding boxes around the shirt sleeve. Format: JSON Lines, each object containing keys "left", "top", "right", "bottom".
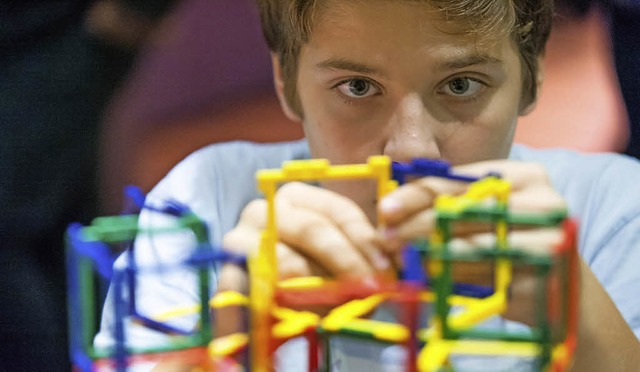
{"left": 93, "top": 145, "right": 225, "bottom": 353}
{"left": 93, "top": 140, "right": 311, "bottom": 357}
{"left": 577, "top": 154, "right": 640, "bottom": 339}
{"left": 511, "top": 145, "right": 640, "bottom": 339}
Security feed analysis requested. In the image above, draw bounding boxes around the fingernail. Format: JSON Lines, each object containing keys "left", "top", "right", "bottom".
{"left": 381, "top": 226, "right": 398, "bottom": 240}
{"left": 379, "top": 197, "right": 401, "bottom": 215}
{"left": 372, "top": 250, "right": 391, "bottom": 270}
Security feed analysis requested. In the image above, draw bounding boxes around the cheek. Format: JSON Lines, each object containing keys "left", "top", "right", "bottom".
{"left": 322, "top": 179, "right": 378, "bottom": 222}
{"left": 475, "top": 84, "right": 521, "bottom": 158}
{"left": 439, "top": 103, "right": 519, "bottom": 164}
{"left": 302, "top": 117, "right": 351, "bottom": 161}
{"left": 302, "top": 106, "right": 389, "bottom": 164}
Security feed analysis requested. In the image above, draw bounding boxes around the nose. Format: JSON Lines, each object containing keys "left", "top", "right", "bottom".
{"left": 382, "top": 93, "right": 440, "bottom": 162}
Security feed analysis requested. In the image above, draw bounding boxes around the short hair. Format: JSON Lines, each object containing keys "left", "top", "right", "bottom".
{"left": 255, "top": 0, "right": 554, "bottom": 116}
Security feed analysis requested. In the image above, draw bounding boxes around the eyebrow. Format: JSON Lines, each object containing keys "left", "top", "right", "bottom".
{"left": 437, "top": 53, "right": 503, "bottom": 70}
{"left": 316, "top": 53, "right": 502, "bottom": 76}
{"left": 316, "top": 58, "right": 384, "bottom": 76}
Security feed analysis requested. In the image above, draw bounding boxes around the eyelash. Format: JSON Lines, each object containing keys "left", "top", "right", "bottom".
{"left": 332, "top": 77, "right": 382, "bottom": 105}
{"left": 439, "top": 76, "right": 488, "bottom": 102}
{"left": 331, "top": 75, "right": 488, "bottom": 106}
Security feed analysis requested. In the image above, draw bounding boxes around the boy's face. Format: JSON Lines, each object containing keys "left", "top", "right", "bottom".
{"left": 275, "top": 0, "right": 531, "bottom": 221}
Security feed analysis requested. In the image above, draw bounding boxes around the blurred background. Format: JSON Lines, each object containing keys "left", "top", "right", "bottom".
{"left": 0, "top": 0, "right": 637, "bottom": 370}
{"left": 1, "top": 0, "right": 177, "bottom": 370}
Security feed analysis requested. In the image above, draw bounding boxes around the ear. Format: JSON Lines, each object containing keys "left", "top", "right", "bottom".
{"left": 271, "top": 53, "right": 302, "bottom": 122}
{"left": 519, "top": 55, "right": 545, "bottom": 116}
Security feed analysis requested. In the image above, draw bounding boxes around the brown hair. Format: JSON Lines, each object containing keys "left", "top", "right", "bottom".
{"left": 255, "top": 0, "right": 554, "bottom": 116}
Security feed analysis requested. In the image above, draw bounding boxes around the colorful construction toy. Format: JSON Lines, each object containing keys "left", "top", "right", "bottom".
{"left": 66, "top": 156, "right": 578, "bottom": 371}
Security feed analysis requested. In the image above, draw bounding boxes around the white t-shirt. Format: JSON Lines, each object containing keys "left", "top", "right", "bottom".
{"left": 94, "top": 140, "right": 640, "bottom": 370}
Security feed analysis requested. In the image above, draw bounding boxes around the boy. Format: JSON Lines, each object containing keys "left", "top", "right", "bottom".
{"left": 96, "top": 0, "right": 640, "bottom": 370}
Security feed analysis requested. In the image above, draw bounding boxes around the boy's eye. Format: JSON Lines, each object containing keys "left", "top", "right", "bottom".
{"left": 336, "top": 78, "right": 380, "bottom": 98}
{"left": 442, "top": 77, "right": 484, "bottom": 97}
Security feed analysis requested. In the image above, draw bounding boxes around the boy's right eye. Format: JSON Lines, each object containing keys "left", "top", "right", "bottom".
{"left": 334, "top": 78, "right": 381, "bottom": 98}
{"left": 439, "top": 76, "right": 486, "bottom": 98}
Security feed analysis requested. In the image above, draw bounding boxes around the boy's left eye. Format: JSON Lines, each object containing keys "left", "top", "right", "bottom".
{"left": 335, "top": 78, "right": 380, "bottom": 98}
{"left": 441, "top": 77, "right": 484, "bottom": 97}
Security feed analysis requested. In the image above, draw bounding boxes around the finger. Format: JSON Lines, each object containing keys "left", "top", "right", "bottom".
{"left": 276, "top": 198, "right": 374, "bottom": 278}
{"left": 215, "top": 264, "right": 248, "bottom": 337}
{"left": 380, "top": 160, "right": 565, "bottom": 235}
{"left": 416, "top": 228, "right": 564, "bottom": 295}
{"left": 227, "top": 189, "right": 375, "bottom": 278}
{"left": 452, "top": 160, "right": 548, "bottom": 188}
{"left": 276, "top": 243, "right": 328, "bottom": 279}
{"left": 499, "top": 227, "right": 564, "bottom": 255}
{"left": 455, "top": 161, "right": 564, "bottom": 210}
{"left": 380, "top": 209, "right": 500, "bottom": 254}
{"left": 379, "top": 208, "right": 435, "bottom": 254}
{"left": 379, "top": 176, "right": 469, "bottom": 225}
{"left": 151, "top": 359, "right": 200, "bottom": 372}
{"left": 218, "top": 230, "right": 325, "bottom": 336}
{"left": 224, "top": 220, "right": 324, "bottom": 279}
{"left": 434, "top": 227, "right": 564, "bottom": 255}
{"left": 508, "top": 184, "right": 566, "bottom": 213}
{"left": 266, "top": 185, "right": 373, "bottom": 278}
{"left": 379, "top": 160, "right": 536, "bottom": 226}
{"left": 217, "top": 263, "right": 249, "bottom": 294}
{"left": 278, "top": 182, "right": 390, "bottom": 272}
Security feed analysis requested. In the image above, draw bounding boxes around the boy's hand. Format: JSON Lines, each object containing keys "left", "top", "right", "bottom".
{"left": 379, "top": 160, "right": 565, "bottom": 244}
{"left": 218, "top": 160, "right": 568, "bottom": 327}
{"left": 378, "top": 160, "right": 568, "bottom": 325}
{"left": 217, "top": 182, "right": 389, "bottom": 336}
{"left": 220, "top": 182, "right": 389, "bottom": 291}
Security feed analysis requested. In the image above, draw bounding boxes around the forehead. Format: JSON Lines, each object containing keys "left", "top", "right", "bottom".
{"left": 305, "top": 0, "right": 516, "bottom": 74}
{"left": 313, "top": 0, "right": 510, "bottom": 45}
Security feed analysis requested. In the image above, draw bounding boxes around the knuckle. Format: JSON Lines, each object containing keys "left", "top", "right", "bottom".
{"left": 413, "top": 179, "right": 443, "bottom": 200}
{"left": 222, "top": 229, "right": 243, "bottom": 251}
{"left": 290, "top": 216, "right": 324, "bottom": 241}
{"left": 222, "top": 225, "right": 259, "bottom": 255}
{"left": 304, "top": 218, "right": 328, "bottom": 238}
{"left": 279, "top": 260, "right": 310, "bottom": 279}
{"left": 241, "top": 199, "right": 267, "bottom": 220}
{"left": 217, "top": 264, "right": 247, "bottom": 293}
{"left": 335, "top": 255, "right": 368, "bottom": 277}
{"left": 277, "top": 246, "right": 310, "bottom": 279}
{"left": 523, "top": 162, "right": 548, "bottom": 180}
{"left": 277, "top": 182, "right": 307, "bottom": 197}
{"left": 333, "top": 202, "right": 367, "bottom": 226}
{"left": 544, "top": 191, "right": 567, "bottom": 211}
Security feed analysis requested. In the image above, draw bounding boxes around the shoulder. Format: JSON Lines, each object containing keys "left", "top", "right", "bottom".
{"left": 151, "top": 139, "right": 310, "bottom": 194}
{"left": 165, "top": 139, "right": 310, "bottom": 176}
{"left": 511, "top": 145, "right": 640, "bottom": 338}
{"left": 510, "top": 144, "right": 640, "bottom": 256}
{"left": 509, "top": 145, "right": 640, "bottom": 212}
{"left": 509, "top": 144, "right": 640, "bottom": 186}
{"left": 146, "top": 140, "right": 310, "bottom": 242}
